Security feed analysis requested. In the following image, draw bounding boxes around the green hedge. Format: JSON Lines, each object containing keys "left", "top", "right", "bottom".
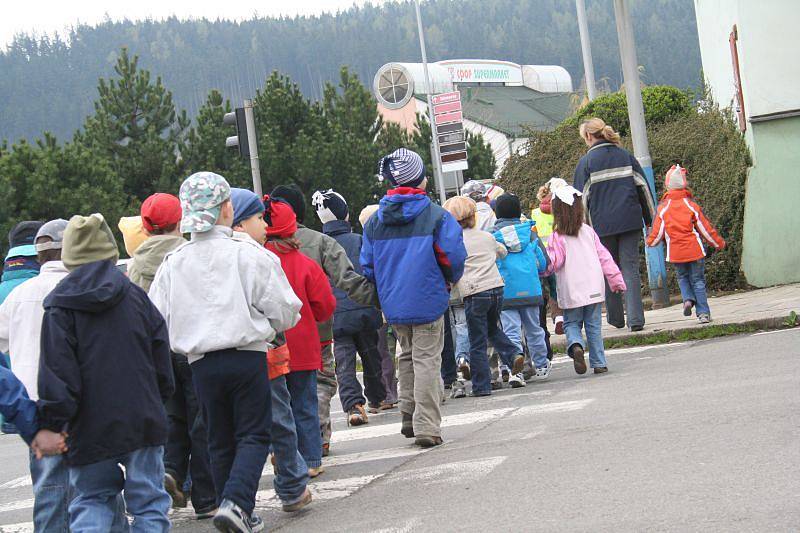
{"left": 500, "top": 104, "right": 751, "bottom": 293}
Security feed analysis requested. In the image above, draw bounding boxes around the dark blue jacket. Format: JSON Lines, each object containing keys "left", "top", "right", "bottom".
{"left": 322, "top": 219, "right": 383, "bottom": 337}
{"left": 573, "top": 140, "right": 655, "bottom": 237}
{"left": 0, "top": 365, "right": 37, "bottom": 444}
{"left": 38, "top": 260, "right": 174, "bottom": 466}
{"left": 361, "top": 189, "right": 467, "bottom": 325}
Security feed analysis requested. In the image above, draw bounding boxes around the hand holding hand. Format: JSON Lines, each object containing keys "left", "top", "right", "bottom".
{"left": 31, "top": 430, "right": 68, "bottom": 459}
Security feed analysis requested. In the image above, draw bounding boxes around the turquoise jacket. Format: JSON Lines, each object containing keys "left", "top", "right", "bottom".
{"left": 493, "top": 219, "right": 547, "bottom": 309}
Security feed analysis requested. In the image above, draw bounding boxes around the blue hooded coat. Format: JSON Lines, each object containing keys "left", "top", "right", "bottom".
{"left": 361, "top": 189, "right": 466, "bottom": 325}
{"left": 493, "top": 219, "right": 547, "bottom": 308}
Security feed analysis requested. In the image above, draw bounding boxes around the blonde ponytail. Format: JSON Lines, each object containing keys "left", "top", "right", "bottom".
{"left": 579, "top": 118, "right": 622, "bottom": 146}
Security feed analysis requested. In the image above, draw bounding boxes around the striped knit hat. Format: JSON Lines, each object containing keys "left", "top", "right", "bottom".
{"left": 665, "top": 164, "right": 688, "bottom": 190}
{"left": 378, "top": 148, "right": 426, "bottom": 187}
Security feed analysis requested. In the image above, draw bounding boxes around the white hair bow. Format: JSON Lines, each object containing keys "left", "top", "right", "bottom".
{"left": 552, "top": 184, "right": 582, "bottom": 206}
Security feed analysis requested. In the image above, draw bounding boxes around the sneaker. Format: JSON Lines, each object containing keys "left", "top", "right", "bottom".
{"left": 401, "top": 412, "right": 415, "bottom": 438}
{"left": 213, "top": 499, "right": 251, "bottom": 532}
{"left": 569, "top": 344, "right": 588, "bottom": 375}
{"left": 593, "top": 367, "right": 609, "bottom": 374}
{"left": 683, "top": 300, "right": 694, "bottom": 316}
{"left": 511, "top": 354, "right": 525, "bottom": 376}
{"left": 491, "top": 380, "right": 503, "bottom": 391}
{"left": 457, "top": 357, "right": 471, "bottom": 380}
{"left": 508, "top": 373, "right": 526, "bottom": 388}
{"left": 195, "top": 507, "right": 218, "bottom": 520}
{"left": 533, "top": 360, "right": 552, "bottom": 381}
{"left": 698, "top": 313, "right": 712, "bottom": 324}
{"left": 554, "top": 316, "right": 564, "bottom": 335}
{"left": 308, "top": 466, "right": 325, "bottom": 478}
{"left": 249, "top": 515, "right": 265, "bottom": 533}
{"left": 630, "top": 324, "right": 644, "bottom": 332}
{"left": 500, "top": 365, "right": 511, "bottom": 383}
{"left": 164, "top": 472, "right": 187, "bottom": 508}
{"left": 522, "top": 364, "right": 535, "bottom": 381}
{"left": 321, "top": 443, "right": 330, "bottom": 457}
{"left": 450, "top": 380, "right": 466, "bottom": 399}
{"left": 415, "top": 435, "right": 443, "bottom": 447}
{"left": 347, "top": 404, "right": 368, "bottom": 426}
{"left": 282, "top": 488, "right": 312, "bottom": 512}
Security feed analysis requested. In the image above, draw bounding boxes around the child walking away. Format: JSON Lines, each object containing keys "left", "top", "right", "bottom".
{"left": 546, "top": 185, "right": 626, "bottom": 375}
{"left": 265, "top": 199, "right": 336, "bottom": 478}
{"left": 646, "top": 165, "right": 725, "bottom": 323}
{"left": 230, "top": 188, "right": 312, "bottom": 511}
{"left": 314, "top": 189, "right": 387, "bottom": 425}
{"left": 443, "top": 196, "right": 523, "bottom": 394}
{"left": 362, "top": 148, "right": 466, "bottom": 447}
{"left": 37, "top": 214, "right": 175, "bottom": 532}
{"left": 492, "top": 194, "right": 552, "bottom": 385}
{"left": 532, "top": 180, "right": 565, "bottom": 336}
{"left": 150, "top": 173, "right": 302, "bottom": 533}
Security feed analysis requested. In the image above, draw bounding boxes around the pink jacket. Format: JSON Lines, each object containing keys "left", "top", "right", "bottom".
{"left": 546, "top": 224, "right": 626, "bottom": 309}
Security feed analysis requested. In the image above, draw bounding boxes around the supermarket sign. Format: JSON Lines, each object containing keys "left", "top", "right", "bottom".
{"left": 441, "top": 62, "right": 523, "bottom": 84}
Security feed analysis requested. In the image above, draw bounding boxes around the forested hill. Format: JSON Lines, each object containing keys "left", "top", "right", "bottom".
{"left": 0, "top": 0, "right": 700, "bottom": 143}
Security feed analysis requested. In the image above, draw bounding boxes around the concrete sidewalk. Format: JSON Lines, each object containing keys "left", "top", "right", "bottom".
{"left": 551, "top": 283, "right": 800, "bottom": 348}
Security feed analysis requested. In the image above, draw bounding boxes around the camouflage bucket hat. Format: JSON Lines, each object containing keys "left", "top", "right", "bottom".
{"left": 179, "top": 172, "right": 232, "bottom": 233}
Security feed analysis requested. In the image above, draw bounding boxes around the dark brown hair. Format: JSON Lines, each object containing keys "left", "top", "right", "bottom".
{"left": 268, "top": 236, "right": 301, "bottom": 253}
{"left": 552, "top": 194, "right": 585, "bottom": 237}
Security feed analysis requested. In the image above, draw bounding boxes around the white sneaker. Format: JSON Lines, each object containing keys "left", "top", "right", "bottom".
{"left": 533, "top": 360, "right": 552, "bottom": 381}
{"left": 508, "top": 373, "right": 526, "bottom": 388}
{"left": 450, "top": 380, "right": 466, "bottom": 399}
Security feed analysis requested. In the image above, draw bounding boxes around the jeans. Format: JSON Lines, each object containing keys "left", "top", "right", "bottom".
{"left": 334, "top": 329, "right": 387, "bottom": 412}
{"left": 464, "top": 287, "right": 521, "bottom": 394}
{"left": 285, "top": 370, "right": 322, "bottom": 469}
{"left": 564, "top": 303, "right": 607, "bottom": 368}
{"left": 501, "top": 306, "right": 549, "bottom": 369}
{"left": 394, "top": 317, "right": 444, "bottom": 438}
{"left": 600, "top": 230, "right": 645, "bottom": 329}
{"left": 163, "top": 353, "right": 216, "bottom": 514}
{"left": 191, "top": 350, "right": 271, "bottom": 515}
{"left": 30, "top": 453, "right": 71, "bottom": 532}
{"left": 69, "top": 446, "right": 170, "bottom": 533}
{"left": 450, "top": 306, "right": 470, "bottom": 362}
{"left": 377, "top": 324, "right": 398, "bottom": 404}
{"left": 440, "top": 310, "right": 458, "bottom": 386}
{"left": 269, "top": 375, "right": 309, "bottom": 504}
{"left": 674, "top": 259, "right": 710, "bottom": 315}
{"left": 317, "top": 343, "right": 337, "bottom": 446}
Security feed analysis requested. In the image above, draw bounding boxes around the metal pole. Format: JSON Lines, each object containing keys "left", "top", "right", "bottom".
{"left": 576, "top": 0, "right": 597, "bottom": 100}
{"left": 613, "top": 0, "right": 669, "bottom": 307}
{"left": 243, "top": 99, "right": 262, "bottom": 197}
{"left": 414, "top": 0, "right": 447, "bottom": 204}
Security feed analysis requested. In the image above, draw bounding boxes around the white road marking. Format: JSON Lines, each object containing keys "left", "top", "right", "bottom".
{"left": 752, "top": 329, "right": 797, "bottom": 337}
{"left": 324, "top": 446, "right": 427, "bottom": 468}
{"left": 387, "top": 456, "right": 506, "bottom": 484}
{"left": 0, "top": 522, "right": 32, "bottom": 533}
{"left": 0, "top": 499, "right": 33, "bottom": 514}
{"left": 0, "top": 478, "right": 29, "bottom": 490}
{"left": 516, "top": 398, "right": 594, "bottom": 416}
{"left": 372, "top": 518, "right": 421, "bottom": 533}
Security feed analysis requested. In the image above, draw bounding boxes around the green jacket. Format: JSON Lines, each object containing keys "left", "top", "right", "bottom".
{"left": 128, "top": 235, "right": 187, "bottom": 293}
{"left": 295, "top": 225, "right": 378, "bottom": 342}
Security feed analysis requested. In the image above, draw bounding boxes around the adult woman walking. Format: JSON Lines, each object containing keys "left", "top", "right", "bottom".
{"left": 572, "top": 118, "right": 655, "bottom": 331}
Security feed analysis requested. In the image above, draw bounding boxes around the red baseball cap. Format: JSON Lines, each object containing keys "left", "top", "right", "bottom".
{"left": 141, "top": 193, "right": 182, "bottom": 232}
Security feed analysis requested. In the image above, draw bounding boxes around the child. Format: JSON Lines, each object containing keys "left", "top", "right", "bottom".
{"left": 265, "top": 198, "right": 336, "bottom": 478}
{"left": 231, "top": 188, "right": 312, "bottom": 512}
{"left": 313, "top": 189, "right": 386, "bottom": 425}
{"left": 38, "top": 213, "right": 174, "bottom": 532}
{"left": 149, "top": 172, "right": 302, "bottom": 532}
{"left": 546, "top": 185, "right": 626, "bottom": 375}
{"left": 443, "top": 196, "right": 521, "bottom": 395}
{"left": 532, "top": 181, "right": 564, "bottom": 335}
{"left": 491, "top": 193, "right": 551, "bottom": 385}
{"left": 646, "top": 165, "right": 725, "bottom": 323}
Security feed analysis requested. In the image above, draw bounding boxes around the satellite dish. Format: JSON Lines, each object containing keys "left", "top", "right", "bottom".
{"left": 373, "top": 63, "right": 414, "bottom": 109}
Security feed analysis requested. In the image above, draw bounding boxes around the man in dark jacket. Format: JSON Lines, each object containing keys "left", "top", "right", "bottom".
{"left": 313, "top": 189, "right": 387, "bottom": 427}
{"left": 361, "top": 148, "right": 467, "bottom": 448}
{"left": 38, "top": 213, "right": 174, "bottom": 532}
{"left": 573, "top": 121, "right": 656, "bottom": 331}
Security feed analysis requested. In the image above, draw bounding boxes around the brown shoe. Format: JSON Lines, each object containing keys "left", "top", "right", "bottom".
{"left": 308, "top": 466, "right": 325, "bottom": 478}
{"left": 511, "top": 354, "right": 525, "bottom": 376}
{"left": 415, "top": 435, "right": 443, "bottom": 447}
{"left": 164, "top": 472, "right": 187, "bottom": 508}
{"left": 570, "top": 344, "right": 587, "bottom": 375}
{"left": 594, "top": 367, "right": 609, "bottom": 374}
{"left": 347, "top": 404, "right": 368, "bottom": 426}
{"left": 321, "top": 443, "right": 330, "bottom": 457}
{"left": 282, "top": 488, "right": 312, "bottom": 512}
{"left": 379, "top": 400, "right": 397, "bottom": 410}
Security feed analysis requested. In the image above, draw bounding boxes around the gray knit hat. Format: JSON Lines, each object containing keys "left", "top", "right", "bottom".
{"left": 378, "top": 148, "right": 426, "bottom": 187}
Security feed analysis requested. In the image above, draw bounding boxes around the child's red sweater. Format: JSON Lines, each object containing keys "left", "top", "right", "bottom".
{"left": 266, "top": 243, "right": 336, "bottom": 371}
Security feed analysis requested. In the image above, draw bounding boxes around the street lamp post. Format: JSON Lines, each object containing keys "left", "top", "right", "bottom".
{"left": 576, "top": 0, "right": 597, "bottom": 100}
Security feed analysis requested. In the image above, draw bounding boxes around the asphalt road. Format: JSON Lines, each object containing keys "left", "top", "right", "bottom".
{"left": 0, "top": 329, "right": 798, "bottom": 532}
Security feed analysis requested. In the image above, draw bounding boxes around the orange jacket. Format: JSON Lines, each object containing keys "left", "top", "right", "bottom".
{"left": 646, "top": 189, "right": 725, "bottom": 263}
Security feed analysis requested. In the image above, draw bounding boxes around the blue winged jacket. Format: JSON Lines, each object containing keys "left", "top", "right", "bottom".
{"left": 493, "top": 219, "right": 547, "bottom": 308}
{"left": 0, "top": 366, "right": 37, "bottom": 444}
{"left": 361, "top": 189, "right": 466, "bottom": 325}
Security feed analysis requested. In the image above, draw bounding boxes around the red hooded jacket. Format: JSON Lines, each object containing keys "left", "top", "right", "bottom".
{"left": 646, "top": 189, "right": 725, "bottom": 263}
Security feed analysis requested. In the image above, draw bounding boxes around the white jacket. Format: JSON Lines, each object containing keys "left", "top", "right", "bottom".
{"left": 149, "top": 226, "right": 302, "bottom": 363}
{"left": 476, "top": 202, "right": 497, "bottom": 232}
{"left": 0, "top": 261, "right": 69, "bottom": 399}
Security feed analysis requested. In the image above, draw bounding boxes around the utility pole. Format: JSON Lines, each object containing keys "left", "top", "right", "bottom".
{"left": 576, "top": 0, "right": 597, "bottom": 100}
{"left": 613, "top": 0, "right": 669, "bottom": 307}
{"left": 414, "top": 0, "right": 447, "bottom": 204}
{"left": 243, "top": 99, "right": 262, "bottom": 196}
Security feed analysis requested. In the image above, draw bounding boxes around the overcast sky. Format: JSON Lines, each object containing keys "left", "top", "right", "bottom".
{"left": 1, "top": 0, "right": 391, "bottom": 49}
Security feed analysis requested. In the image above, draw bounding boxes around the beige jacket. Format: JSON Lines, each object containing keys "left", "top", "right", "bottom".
{"left": 455, "top": 227, "right": 507, "bottom": 299}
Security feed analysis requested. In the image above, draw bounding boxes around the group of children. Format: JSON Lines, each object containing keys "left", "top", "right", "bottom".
{"left": 0, "top": 133, "right": 725, "bottom": 532}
